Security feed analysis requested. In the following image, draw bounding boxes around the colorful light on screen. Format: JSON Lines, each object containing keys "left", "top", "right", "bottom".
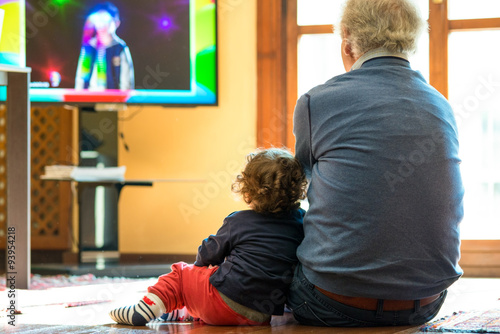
{"left": 153, "top": 14, "right": 177, "bottom": 33}
{"left": 49, "top": 71, "right": 61, "bottom": 87}
{"left": 50, "top": 0, "right": 73, "bottom": 6}
{"left": 160, "top": 17, "right": 170, "bottom": 29}
{"left": 37, "top": 60, "right": 65, "bottom": 87}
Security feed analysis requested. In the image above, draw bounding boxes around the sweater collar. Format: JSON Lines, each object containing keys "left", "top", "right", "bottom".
{"left": 350, "top": 48, "right": 409, "bottom": 71}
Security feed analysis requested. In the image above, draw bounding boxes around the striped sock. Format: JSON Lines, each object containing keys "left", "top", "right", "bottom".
{"left": 158, "top": 307, "right": 194, "bottom": 322}
{"left": 109, "top": 293, "right": 166, "bottom": 326}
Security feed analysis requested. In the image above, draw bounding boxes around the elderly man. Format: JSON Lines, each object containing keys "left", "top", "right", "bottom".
{"left": 287, "top": 0, "right": 464, "bottom": 327}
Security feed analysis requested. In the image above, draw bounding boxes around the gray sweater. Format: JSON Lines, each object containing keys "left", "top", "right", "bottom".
{"left": 294, "top": 56, "right": 464, "bottom": 300}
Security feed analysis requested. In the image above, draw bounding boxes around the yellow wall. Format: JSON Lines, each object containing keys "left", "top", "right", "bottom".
{"left": 117, "top": 1, "right": 257, "bottom": 255}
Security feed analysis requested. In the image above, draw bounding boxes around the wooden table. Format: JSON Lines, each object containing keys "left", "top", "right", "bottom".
{"left": 40, "top": 177, "right": 205, "bottom": 264}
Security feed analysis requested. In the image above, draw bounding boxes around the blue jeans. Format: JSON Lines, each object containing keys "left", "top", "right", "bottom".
{"left": 286, "top": 264, "right": 447, "bottom": 327}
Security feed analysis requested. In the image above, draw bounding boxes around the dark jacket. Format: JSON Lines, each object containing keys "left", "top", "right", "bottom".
{"left": 195, "top": 209, "right": 304, "bottom": 315}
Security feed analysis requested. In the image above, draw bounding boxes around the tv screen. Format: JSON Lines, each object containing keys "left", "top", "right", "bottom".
{"left": 0, "top": 0, "right": 25, "bottom": 67}
{"left": 23, "top": 0, "right": 217, "bottom": 106}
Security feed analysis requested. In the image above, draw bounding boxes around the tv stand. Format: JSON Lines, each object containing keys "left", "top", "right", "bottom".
{"left": 40, "top": 176, "right": 154, "bottom": 264}
{"left": 79, "top": 103, "right": 128, "bottom": 113}
{"left": 38, "top": 176, "right": 204, "bottom": 270}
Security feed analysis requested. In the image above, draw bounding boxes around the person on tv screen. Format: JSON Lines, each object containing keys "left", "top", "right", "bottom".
{"left": 75, "top": 2, "right": 134, "bottom": 90}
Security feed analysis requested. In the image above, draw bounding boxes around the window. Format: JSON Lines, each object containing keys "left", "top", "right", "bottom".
{"left": 296, "top": 0, "right": 429, "bottom": 95}
{"left": 448, "top": 0, "right": 500, "bottom": 20}
{"left": 257, "top": 1, "right": 500, "bottom": 271}
{"left": 448, "top": 30, "right": 500, "bottom": 239}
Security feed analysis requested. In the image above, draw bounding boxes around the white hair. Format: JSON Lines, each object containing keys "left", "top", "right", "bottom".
{"left": 339, "top": 0, "right": 427, "bottom": 58}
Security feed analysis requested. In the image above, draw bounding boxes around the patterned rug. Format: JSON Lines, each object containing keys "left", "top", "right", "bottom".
{"left": 1, "top": 274, "right": 156, "bottom": 319}
{"left": 421, "top": 310, "right": 500, "bottom": 333}
{"left": 0, "top": 273, "right": 144, "bottom": 291}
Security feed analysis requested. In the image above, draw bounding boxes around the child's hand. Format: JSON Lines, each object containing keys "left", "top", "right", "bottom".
{"left": 208, "top": 264, "right": 219, "bottom": 269}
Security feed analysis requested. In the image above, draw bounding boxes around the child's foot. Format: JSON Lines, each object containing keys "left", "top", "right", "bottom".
{"left": 109, "top": 293, "right": 166, "bottom": 326}
{"left": 155, "top": 307, "right": 196, "bottom": 322}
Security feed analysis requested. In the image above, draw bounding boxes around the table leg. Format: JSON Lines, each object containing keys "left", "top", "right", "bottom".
{"left": 6, "top": 71, "right": 31, "bottom": 289}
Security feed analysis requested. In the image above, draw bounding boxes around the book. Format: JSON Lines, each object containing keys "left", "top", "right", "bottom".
{"left": 42, "top": 165, "right": 126, "bottom": 182}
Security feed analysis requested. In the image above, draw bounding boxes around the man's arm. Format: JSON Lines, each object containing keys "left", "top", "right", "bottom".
{"left": 293, "top": 94, "right": 314, "bottom": 178}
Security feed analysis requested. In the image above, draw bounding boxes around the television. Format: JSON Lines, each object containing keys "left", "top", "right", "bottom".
{"left": 0, "top": 0, "right": 25, "bottom": 67}
{"left": 22, "top": 0, "right": 217, "bottom": 106}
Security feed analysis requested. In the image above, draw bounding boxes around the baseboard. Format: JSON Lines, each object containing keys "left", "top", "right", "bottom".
{"left": 460, "top": 240, "right": 500, "bottom": 278}
{"left": 119, "top": 253, "right": 197, "bottom": 264}
{"left": 29, "top": 253, "right": 197, "bottom": 278}
{"left": 0, "top": 250, "right": 68, "bottom": 272}
{"left": 62, "top": 251, "right": 79, "bottom": 265}
{"left": 461, "top": 266, "right": 500, "bottom": 278}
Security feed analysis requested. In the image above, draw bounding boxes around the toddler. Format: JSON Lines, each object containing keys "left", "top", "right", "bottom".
{"left": 109, "top": 148, "right": 307, "bottom": 326}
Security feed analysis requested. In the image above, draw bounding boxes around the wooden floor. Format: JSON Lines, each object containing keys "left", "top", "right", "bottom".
{"left": 2, "top": 277, "right": 500, "bottom": 333}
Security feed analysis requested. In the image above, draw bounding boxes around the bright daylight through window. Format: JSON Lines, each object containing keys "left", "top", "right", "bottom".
{"left": 296, "top": 0, "right": 500, "bottom": 239}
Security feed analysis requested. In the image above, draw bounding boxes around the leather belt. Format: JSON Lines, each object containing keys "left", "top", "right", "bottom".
{"left": 315, "top": 286, "right": 441, "bottom": 311}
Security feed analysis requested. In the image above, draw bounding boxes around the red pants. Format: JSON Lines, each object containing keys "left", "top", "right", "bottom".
{"left": 148, "top": 262, "right": 269, "bottom": 325}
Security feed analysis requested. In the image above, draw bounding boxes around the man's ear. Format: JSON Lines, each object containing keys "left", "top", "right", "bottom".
{"left": 342, "top": 39, "right": 353, "bottom": 58}
{"left": 341, "top": 27, "right": 353, "bottom": 58}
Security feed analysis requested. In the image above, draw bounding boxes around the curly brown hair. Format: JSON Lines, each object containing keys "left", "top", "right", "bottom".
{"left": 232, "top": 148, "right": 307, "bottom": 214}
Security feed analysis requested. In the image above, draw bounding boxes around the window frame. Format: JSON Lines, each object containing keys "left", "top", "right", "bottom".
{"left": 256, "top": 0, "right": 500, "bottom": 276}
